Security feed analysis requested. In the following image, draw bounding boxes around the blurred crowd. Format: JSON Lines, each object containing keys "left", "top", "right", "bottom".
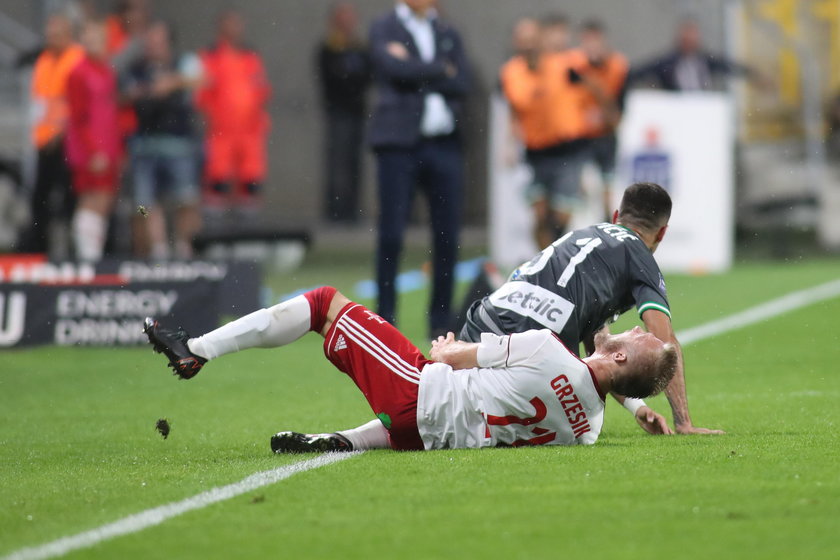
{"left": 8, "top": 0, "right": 764, "bottom": 335}
{"left": 16, "top": 0, "right": 272, "bottom": 262}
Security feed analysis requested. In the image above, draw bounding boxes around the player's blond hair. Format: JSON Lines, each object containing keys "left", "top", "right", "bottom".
{"left": 612, "top": 342, "right": 678, "bottom": 398}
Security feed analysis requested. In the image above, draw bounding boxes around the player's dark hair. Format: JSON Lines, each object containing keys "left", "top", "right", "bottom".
{"left": 617, "top": 182, "right": 672, "bottom": 232}
{"left": 581, "top": 19, "right": 605, "bottom": 33}
{"left": 612, "top": 343, "right": 678, "bottom": 399}
{"left": 541, "top": 13, "right": 568, "bottom": 28}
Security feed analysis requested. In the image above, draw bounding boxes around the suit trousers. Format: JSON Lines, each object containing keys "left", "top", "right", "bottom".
{"left": 374, "top": 136, "right": 463, "bottom": 333}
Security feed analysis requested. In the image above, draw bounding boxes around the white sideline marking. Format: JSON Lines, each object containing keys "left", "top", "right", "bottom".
{"left": 6, "top": 277, "right": 840, "bottom": 560}
{"left": 2, "top": 452, "right": 362, "bottom": 560}
{"left": 676, "top": 278, "right": 840, "bottom": 345}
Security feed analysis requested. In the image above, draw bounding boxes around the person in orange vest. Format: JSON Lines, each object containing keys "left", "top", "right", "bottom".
{"left": 19, "top": 14, "right": 85, "bottom": 255}
{"left": 66, "top": 19, "right": 122, "bottom": 262}
{"left": 568, "top": 20, "right": 628, "bottom": 221}
{"left": 500, "top": 16, "right": 590, "bottom": 249}
{"left": 196, "top": 10, "right": 271, "bottom": 213}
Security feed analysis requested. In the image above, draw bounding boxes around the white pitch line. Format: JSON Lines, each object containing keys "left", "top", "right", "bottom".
{"left": 676, "top": 277, "right": 840, "bottom": 345}
{"left": 2, "top": 452, "right": 362, "bottom": 560}
{"left": 6, "top": 277, "right": 840, "bottom": 560}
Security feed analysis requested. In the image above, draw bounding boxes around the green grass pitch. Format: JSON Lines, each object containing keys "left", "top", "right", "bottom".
{"left": 2, "top": 256, "right": 840, "bottom": 559}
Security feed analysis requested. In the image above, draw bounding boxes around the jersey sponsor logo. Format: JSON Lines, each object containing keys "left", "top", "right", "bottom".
{"left": 596, "top": 223, "right": 638, "bottom": 242}
{"left": 550, "top": 374, "right": 592, "bottom": 438}
{"left": 488, "top": 282, "right": 574, "bottom": 332}
{"left": 334, "top": 334, "right": 347, "bottom": 352}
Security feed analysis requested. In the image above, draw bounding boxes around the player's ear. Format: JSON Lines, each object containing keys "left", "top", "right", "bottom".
{"left": 613, "top": 350, "right": 627, "bottom": 364}
{"left": 612, "top": 210, "right": 619, "bottom": 224}
{"left": 655, "top": 225, "right": 668, "bottom": 243}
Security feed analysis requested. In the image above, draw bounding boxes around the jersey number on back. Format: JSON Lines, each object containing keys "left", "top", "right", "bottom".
{"left": 513, "top": 233, "right": 602, "bottom": 288}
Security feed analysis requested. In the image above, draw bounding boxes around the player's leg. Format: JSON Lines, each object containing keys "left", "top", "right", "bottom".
{"left": 526, "top": 154, "right": 554, "bottom": 249}
{"left": 204, "top": 129, "right": 236, "bottom": 203}
{"left": 312, "top": 301, "right": 430, "bottom": 451}
{"left": 144, "top": 286, "right": 345, "bottom": 378}
{"left": 550, "top": 141, "right": 588, "bottom": 238}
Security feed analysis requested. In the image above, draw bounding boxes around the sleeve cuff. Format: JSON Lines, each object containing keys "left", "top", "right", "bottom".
{"left": 476, "top": 333, "right": 509, "bottom": 368}
{"left": 638, "top": 302, "right": 671, "bottom": 318}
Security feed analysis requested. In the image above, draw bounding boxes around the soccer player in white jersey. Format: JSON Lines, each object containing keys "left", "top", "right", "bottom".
{"left": 144, "top": 287, "right": 676, "bottom": 452}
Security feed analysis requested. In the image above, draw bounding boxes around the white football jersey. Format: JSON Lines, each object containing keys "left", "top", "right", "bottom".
{"left": 416, "top": 330, "right": 605, "bottom": 449}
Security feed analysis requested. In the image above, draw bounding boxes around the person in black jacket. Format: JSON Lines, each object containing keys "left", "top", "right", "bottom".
{"left": 317, "top": 2, "right": 371, "bottom": 223}
{"left": 629, "top": 18, "right": 761, "bottom": 91}
{"left": 368, "top": 0, "right": 470, "bottom": 337}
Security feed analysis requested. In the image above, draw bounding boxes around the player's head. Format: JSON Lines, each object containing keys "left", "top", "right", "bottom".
{"left": 540, "top": 13, "right": 570, "bottom": 53}
{"left": 44, "top": 13, "right": 75, "bottom": 53}
{"left": 677, "top": 18, "right": 702, "bottom": 54}
{"left": 579, "top": 19, "right": 608, "bottom": 64}
{"left": 594, "top": 327, "right": 677, "bottom": 398}
{"left": 217, "top": 9, "right": 245, "bottom": 44}
{"left": 615, "top": 182, "right": 672, "bottom": 252}
{"left": 512, "top": 17, "right": 542, "bottom": 58}
{"left": 80, "top": 19, "right": 107, "bottom": 60}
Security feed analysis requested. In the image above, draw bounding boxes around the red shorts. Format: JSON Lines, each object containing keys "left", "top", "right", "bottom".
{"left": 323, "top": 303, "right": 431, "bottom": 451}
{"left": 72, "top": 162, "right": 119, "bottom": 194}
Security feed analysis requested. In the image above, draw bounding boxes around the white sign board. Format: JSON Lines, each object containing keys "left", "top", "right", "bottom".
{"left": 488, "top": 91, "right": 734, "bottom": 274}
{"left": 615, "top": 91, "right": 735, "bottom": 273}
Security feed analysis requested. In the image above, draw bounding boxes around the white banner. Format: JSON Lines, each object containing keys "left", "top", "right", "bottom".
{"left": 488, "top": 91, "right": 735, "bottom": 274}
{"left": 615, "top": 91, "right": 735, "bottom": 273}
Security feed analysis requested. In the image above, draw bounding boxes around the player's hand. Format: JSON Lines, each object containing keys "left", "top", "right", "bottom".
{"left": 386, "top": 42, "right": 409, "bottom": 61}
{"left": 635, "top": 406, "right": 673, "bottom": 435}
{"left": 89, "top": 152, "right": 109, "bottom": 174}
{"left": 675, "top": 424, "right": 726, "bottom": 435}
{"left": 429, "top": 332, "right": 456, "bottom": 362}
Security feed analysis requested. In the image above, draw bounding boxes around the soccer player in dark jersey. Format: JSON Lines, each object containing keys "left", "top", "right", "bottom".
{"left": 209, "top": 182, "right": 718, "bottom": 451}
{"left": 459, "top": 182, "right": 721, "bottom": 435}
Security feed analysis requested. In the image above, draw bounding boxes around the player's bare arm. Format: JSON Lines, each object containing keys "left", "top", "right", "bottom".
{"left": 642, "top": 309, "right": 725, "bottom": 435}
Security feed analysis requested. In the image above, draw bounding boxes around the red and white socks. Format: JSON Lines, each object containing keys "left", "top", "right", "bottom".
{"left": 186, "top": 287, "right": 336, "bottom": 360}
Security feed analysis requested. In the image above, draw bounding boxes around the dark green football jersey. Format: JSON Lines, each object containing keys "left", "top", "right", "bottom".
{"left": 461, "top": 223, "right": 670, "bottom": 355}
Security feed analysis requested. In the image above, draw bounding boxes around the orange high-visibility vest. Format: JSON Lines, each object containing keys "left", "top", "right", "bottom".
{"left": 31, "top": 44, "right": 85, "bottom": 148}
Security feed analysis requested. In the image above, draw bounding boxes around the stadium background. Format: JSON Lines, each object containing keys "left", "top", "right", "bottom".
{"left": 1, "top": 1, "right": 839, "bottom": 559}
{"left": 0, "top": 0, "right": 735, "bottom": 225}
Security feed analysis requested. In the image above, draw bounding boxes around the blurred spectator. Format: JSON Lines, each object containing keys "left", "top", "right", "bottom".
{"left": 569, "top": 20, "right": 628, "bottom": 220}
{"left": 197, "top": 10, "right": 271, "bottom": 214}
{"left": 106, "top": 0, "right": 151, "bottom": 141}
{"left": 317, "top": 2, "right": 371, "bottom": 223}
{"left": 123, "top": 20, "right": 203, "bottom": 259}
{"left": 630, "top": 18, "right": 761, "bottom": 91}
{"left": 106, "top": 0, "right": 150, "bottom": 65}
{"left": 500, "top": 16, "right": 590, "bottom": 249}
{"left": 540, "top": 13, "right": 570, "bottom": 54}
{"left": 18, "top": 14, "right": 84, "bottom": 255}
{"left": 66, "top": 19, "right": 122, "bottom": 262}
{"left": 368, "top": 0, "right": 470, "bottom": 336}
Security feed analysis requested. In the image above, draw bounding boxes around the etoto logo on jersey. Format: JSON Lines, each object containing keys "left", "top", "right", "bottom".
{"left": 488, "top": 282, "right": 575, "bottom": 331}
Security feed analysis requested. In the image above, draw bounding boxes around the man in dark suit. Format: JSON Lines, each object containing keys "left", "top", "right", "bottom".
{"left": 368, "top": 0, "right": 470, "bottom": 337}
{"left": 629, "top": 18, "right": 761, "bottom": 91}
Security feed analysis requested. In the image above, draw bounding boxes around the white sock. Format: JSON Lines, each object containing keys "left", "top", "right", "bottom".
{"left": 72, "top": 208, "right": 106, "bottom": 262}
{"left": 337, "top": 419, "right": 390, "bottom": 450}
{"left": 187, "top": 295, "right": 311, "bottom": 360}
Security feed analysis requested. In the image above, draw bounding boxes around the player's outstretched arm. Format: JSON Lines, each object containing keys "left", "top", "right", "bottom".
{"left": 642, "top": 310, "right": 725, "bottom": 435}
{"left": 610, "top": 392, "right": 673, "bottom": 435}
{"left": 429, "top": 332, "right": 480, "bottom": 370}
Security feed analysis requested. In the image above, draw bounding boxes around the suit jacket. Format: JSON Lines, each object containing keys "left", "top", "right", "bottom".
{"left": 367, "top": 9, "right": 470, "bottom": 149}
{"left": 628, "top": 50, "right": 750, "bottom": 91}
